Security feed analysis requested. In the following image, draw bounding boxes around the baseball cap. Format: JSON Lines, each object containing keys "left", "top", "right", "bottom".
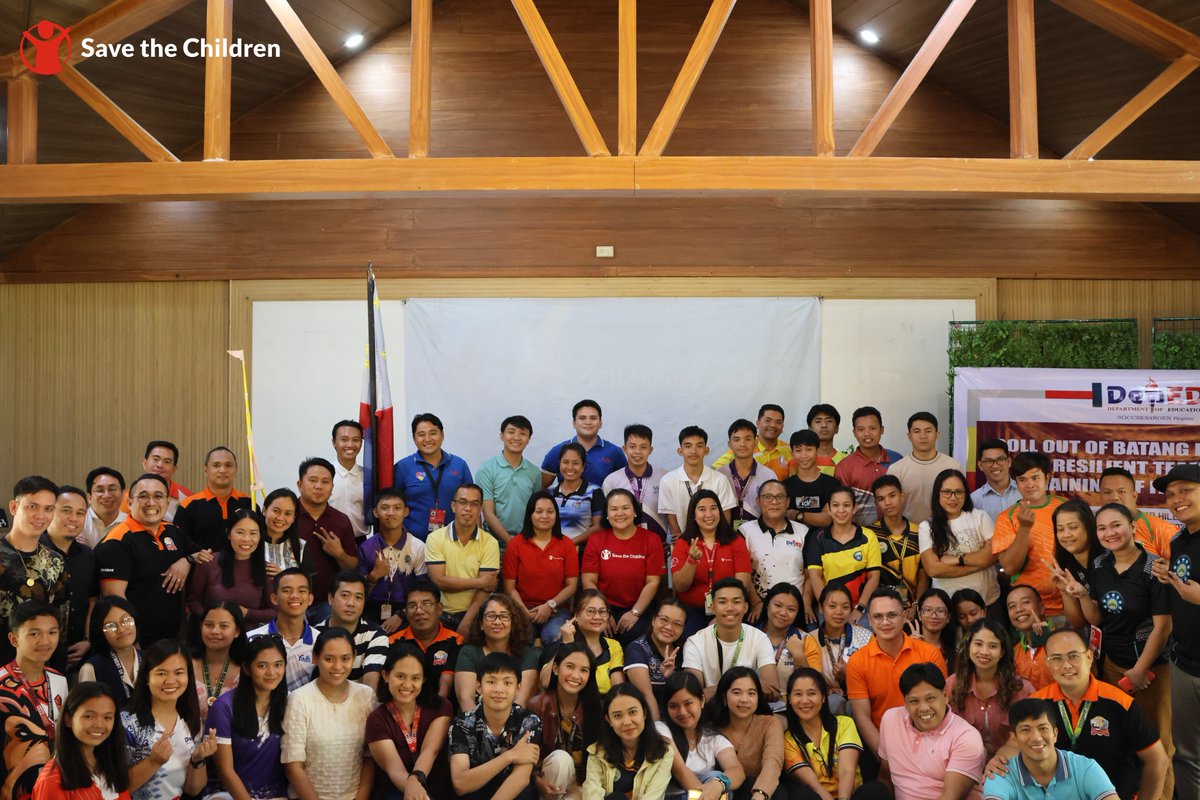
{"left": 1152, "top": 463, "right": 1200, "bottom": 493}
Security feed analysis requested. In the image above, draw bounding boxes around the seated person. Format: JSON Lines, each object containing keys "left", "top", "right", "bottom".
{"left": 878, "top": 662, "right": 985, "bottom": 800}
{"left": 945, "top": 619, "right": 1035, "bottom": 759}
{"left": 656, "top": 672, "right": 744, "bottom": 800}
{"left": 388, "top": 579, "right": 462, "bottom": 701}
{"left": 245, "top": 568, "right": 318, "bottom": 692}
{"left": 449, "top": 652, "right": 543, "bottom": 800}
{"left": 314, "top": 570, "right": 390, "bottom": 692}
{"left": 681, "top": 579, "right": 780, "bottom": 701}
{"left": 582, "top": 684, "right": 674, "bottom": 800}
{"left": 623, "top": 598, "right": 687, "bottom": 721}
{"left": 982, "top": 698, "right": 1117, "bottom": 800}
{"left": 1005, "top": 585, "right": 1052, "bottom": 690}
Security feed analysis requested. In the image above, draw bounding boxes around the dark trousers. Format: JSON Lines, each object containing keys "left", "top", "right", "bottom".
{"left": 783, "top": 780, "right": 891, "bottom": 800}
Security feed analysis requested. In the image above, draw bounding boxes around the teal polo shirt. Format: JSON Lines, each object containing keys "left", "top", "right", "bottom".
{"left": 983, "top": 749, "right": 1117, "bottom": 800}
{"left": 475, "top": 453, "right": 543, "bottom": 534}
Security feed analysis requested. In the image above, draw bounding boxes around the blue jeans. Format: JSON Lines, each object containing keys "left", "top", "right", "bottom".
{"left": 533, "top": 610, "right": 571, "bottom": 645}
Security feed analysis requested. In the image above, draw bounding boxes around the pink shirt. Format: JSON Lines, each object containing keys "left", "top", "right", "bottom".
{"left": 944, "top": 674, "right": 1034, "bottom": 758}
{"left": 877, "top": 706, "right": 985, "bottom": 800}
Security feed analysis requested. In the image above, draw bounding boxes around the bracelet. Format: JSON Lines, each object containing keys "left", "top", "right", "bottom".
{"left": 751, "top": 790, "right": 770, "bottom": 800}
{"left": 704, "top": 774, "right": 731, "bottom": 793}
{"left": 189, "top": 759, "right": 205, "bottom": 769}
{"left": 410, "top": 770, "right": 428, "bottom": 787}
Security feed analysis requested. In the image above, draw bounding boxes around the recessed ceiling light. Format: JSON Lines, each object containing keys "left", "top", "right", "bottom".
{"left": 860, "top": 29, "right": 880, "bottom": 45}
{"left": 344, "top": 33, "right": 365, "bottom": 49}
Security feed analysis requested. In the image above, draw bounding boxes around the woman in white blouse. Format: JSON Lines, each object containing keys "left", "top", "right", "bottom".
{"left": 918, "top": 469, "right": 1000, "bottom": 611}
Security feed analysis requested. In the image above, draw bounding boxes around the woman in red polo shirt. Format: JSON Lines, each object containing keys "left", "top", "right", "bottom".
{"left": 503, "top": 491, "right": 579, "bottom": 644}
{"left": 581, "top": 489, "right": 665, "bottom": 645}
{"left": 670, "top": 490, "right": 752, "bottom": 638}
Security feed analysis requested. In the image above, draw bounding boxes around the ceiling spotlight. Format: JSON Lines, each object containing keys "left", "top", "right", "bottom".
{"left": 860, "top": 29, "right": 880, "bottom": 45}
{"left": 344, "top": 33, "right": 365, "bottom": 49}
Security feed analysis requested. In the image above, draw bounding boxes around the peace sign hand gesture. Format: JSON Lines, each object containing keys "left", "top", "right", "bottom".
{"left": 660, "top": 645, "right": 679, "bottom": 679}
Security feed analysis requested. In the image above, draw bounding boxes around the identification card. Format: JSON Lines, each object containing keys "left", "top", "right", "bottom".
{"left": 1088, "top": 625, "right": 1102, "bottom": 658}
{"left": 381, "top": 603, "right": 393, "bottom": 620}
{"left": 428, "top": 508, "right": 446, "bottom": 531}
{"left": 704, "top": 591, "right": 714, "bottom": 616}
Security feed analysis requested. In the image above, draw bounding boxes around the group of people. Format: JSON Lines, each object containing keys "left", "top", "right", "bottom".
{"left": 3, "top": 398, "right": 1199, "bottom": 800}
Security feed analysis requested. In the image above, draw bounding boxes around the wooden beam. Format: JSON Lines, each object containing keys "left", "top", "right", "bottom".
{"left": 262, "top": 0, "right": 394, "bottom": 159}
{"left": 409, "top": 0, "right": 432, "bottom": 158}
{"left": 1065, "top": 55, "right": 1199, "bottom": 160}
{"left": 55, "top": 65, "right": 179, "bottom": 162}
{"left": 641, "top": 0, "right": 737, "bottom": 156}
{"left": 6, "top": 76, "right": 37, "bottom": 165}
{"left": 618, "top": 0, "right": 637, "bottom": 155}
{"left": 1007, "top": 0, "right": 1038, "bottom": 159}
{"left": 4, "top": 0, "right": 195, "bottom": 78}
{"left": 2, "top": 156, "right": 1199, "bottom": 203}
{"left": 510, "top": 0, "right": 609, "bottom": 156}
{"left": 203, "top": 0, "right": 233, "bottom": 161}
{"left": 809, "top": 0, "right": 834, "bottom": 157}
{"left": 1051, "top": 0, "right": 1200, "bottom": 62}
{"left": 850, "top": 0, "right": 977, "bottom": 157}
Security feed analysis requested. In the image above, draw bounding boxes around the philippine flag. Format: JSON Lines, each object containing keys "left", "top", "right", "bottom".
{"left": 359, "top": 266, "right": 394, "bottom": 526}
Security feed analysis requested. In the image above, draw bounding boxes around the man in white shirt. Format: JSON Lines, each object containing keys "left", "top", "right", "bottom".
{"left": 739, "top": 479, "right": 808, "bottom": 621}
{"left": 887, "top": 411, "right": 963, "bottom": 524}
{"left": 80, "top": 467, "right": 126, "bottom": 548}
{"left": 658, "top": 426, "right": 737, "bottom": 538}
{"left": 329, "top": 419, "right": 367, "bottom": 540}
{"left": 601, "top": 424, "right": 667, "bottom": 539}
{"left": 715, "top": 419, "right": 777, "bottom": 528}
{"left": 682, "top": 578, "right": 780, "bottom": 700}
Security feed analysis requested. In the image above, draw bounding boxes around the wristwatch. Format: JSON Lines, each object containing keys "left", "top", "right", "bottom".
{"left": 854, "top": 603, "right": 865, "bottom": 613}
{"left": 547, "top": 599, "right": 557, "bottom": 611}
{"left": 631, "top": 608, "right": 640, "bottom": 617}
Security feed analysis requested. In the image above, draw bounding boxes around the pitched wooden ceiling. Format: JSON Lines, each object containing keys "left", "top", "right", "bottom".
{"left": 2, "top": 0, "right": 1198, "bottom": 264}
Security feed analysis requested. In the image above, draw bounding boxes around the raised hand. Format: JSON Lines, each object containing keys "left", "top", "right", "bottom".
{"left": 660, "top": 645, "right": 679, "bottom": 679}
{"left": 507, "top": 731, "right": 540, "bottom": 766}
{"left": 149, "top": 730, "right": 173, "bottom": 766}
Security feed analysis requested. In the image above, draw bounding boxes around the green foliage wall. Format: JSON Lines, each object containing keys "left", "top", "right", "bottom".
{"left": 1152, "top": 330, "right": 1200, "bottom": 370}
{"left": 948, "top": 320, "right": 1140, "bottom": 371}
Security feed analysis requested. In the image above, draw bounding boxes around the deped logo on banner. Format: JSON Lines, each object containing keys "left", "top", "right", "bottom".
{"left": 1091, "top": 378, "right": 1200, "bottom": 411}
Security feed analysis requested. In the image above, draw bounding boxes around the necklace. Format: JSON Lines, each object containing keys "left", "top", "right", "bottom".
{"left": 13, "top": 547, "right": 38, "bottom": 588}
{"left": 202, "top": 656, "right": 231, "bottom": 707}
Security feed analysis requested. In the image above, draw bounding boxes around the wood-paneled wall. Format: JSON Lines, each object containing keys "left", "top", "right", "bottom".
{"left": 0, "top": 282, "right": 233, "bottom": 502}
{"left": 3, "top": 0, "right": 1199, "bottom": 281}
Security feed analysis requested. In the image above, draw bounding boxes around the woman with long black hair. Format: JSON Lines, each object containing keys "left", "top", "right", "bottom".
{"left": 582, "top": 684, "right": 673, "bottom": 800}
{"left": 187, "top": 509, "right": 273, "bottom": 625}
{"left": 32, "top": 682, "right": 132, "bottom": 800}
{"left": 918, "top": 469, "right": 999, "bottom": 613}
{"left": 671, "top": 489, "right": 752, "bottom": 637}
{"left": 943, "top": 618, "right": 1032, "bottom": 758}
{"left": 210, "top": 635, "right": 289, "bottom": 800}
{"left": 259, "top": 489, "right": 314, "bottom": 578}
{"left": 704, "top": 667, "right": 784, "bottom": 800}
{"left": 189, "top": 601, "right": 248, "bottom": 719}
{"left": 1050, "top": 499, "right": 1102, "bottom": 627}
{"left": 78, "top": 598, "right": 140, "bottom": 702}
{"left": 527, "top": 641, "right": 603, "bottom": 800}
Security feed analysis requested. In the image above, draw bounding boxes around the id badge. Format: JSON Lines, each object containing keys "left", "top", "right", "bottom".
{"left": 381, "top": 603, "right": 393, "bottom": 620}
{"left": 428, "top": 508, "right": 446, "bottom": 532}
{"left": 732, "top": 518, "right": 745, "bottom": 531}
{"left": 1088, "top": 625, "right": 1102, "bottom": 657}
{"left": 704, "top": 591, "right": 714, "bottom": 616}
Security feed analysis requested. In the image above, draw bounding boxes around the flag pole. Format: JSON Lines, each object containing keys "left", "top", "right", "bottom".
{"left": 367, "top": 262, "right": 378, "bottom": 502}
{"left": 227, "top": 349, "right": 265, "bottom": 509}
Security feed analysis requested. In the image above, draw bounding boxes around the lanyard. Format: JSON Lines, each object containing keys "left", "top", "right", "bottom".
{"left": 389, "top": 703, "right": 421, "bottom": 752}
{"left": 110, "top": 651, "right": 140, "bottom": 699}
{"left": 729, "top": 462, "right": 756, "bottom": 505}
{"left": 421, "top": 462, "right": 446, "bottom": 508}
{"left": 7, "top": 661, "right": 55, "bottom": 740}
{"left": 699, "top": 541, "right": 719, "bottom": 585}
{"left": 1058, "top": 700, "right": 1092, "bottom": 747}
{"left": 202, "top": 657, "right": 231, "bottom": 707}
{"left": 626, "top": 466, "right": 651, "bottom": 504}
{"left": 715, "top": 626, "right": 745, "bottom": 673}
{"left": 684, "top": 480, "right": 700, "bottom": 497}
{"left": 773, "top": 627, "right": 801, "bottom": 662}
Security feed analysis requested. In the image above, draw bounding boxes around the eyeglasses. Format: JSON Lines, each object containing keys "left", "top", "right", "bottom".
{"left": 483, "top": 613, "right": 512, "bottom": 623}
{"left": 249, "top": 633, "right": 284, "bottom": 643}
{"left": 91, "top": 487, "right": 123, "bottom": 496}
{"left": 101, "top": 617, "right": 136, "bottom": 634}
{"left": 920, "top": 607, "right": 948, "bottom": 618}
{"left": 582, "top": 608, "right": 610, "bottom": 618}
{"left": 869, "top": 612, "right": 902, "bottom": 623}
{"left": 1046, "top": 651, "right": 1088, "bottom": 668}
{"left": 759, "top": 493, "right": 788, "bottom": 503}
{"left": 454, "top": 499, "right": 483, "bottom": 508}
{"left": 132, "top": 493, "right": 168, "bottom": 503}
{"left": 405, "top": 600, "right": 436, "bottom": 612}
{"left": 654, "top": 615, "right": 684, "bottom": 629}
{"left": 978, "top": 457, "right": 1009, "bottom": 466}
{"left": 939, "top": 489, "right": 966, "bottom": 498}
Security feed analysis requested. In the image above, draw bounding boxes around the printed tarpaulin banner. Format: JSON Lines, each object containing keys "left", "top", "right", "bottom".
{"left": 952, "top": 368, "right": 1200, "bottom": 516}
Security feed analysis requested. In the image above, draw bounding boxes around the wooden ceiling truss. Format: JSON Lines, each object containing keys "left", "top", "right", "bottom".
{"left": 2, "top": 0, "right": 1199, "bottom": 203}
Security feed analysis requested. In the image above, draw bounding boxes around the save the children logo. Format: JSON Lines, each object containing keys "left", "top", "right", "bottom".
{"left": 20, "top": 21, "right": 71, "bottom": 76}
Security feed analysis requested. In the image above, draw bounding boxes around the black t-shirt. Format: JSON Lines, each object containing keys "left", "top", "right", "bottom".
{"left": 784, "top": 473, "right": 841, "bottom": 516}
{"left": 95, "top": 520, "right": 198, "bottom": 645}
{"left": 1087, "top": 546, "right": 1170, "bottom": 668}
{"left": 1168, "top": 526, "right": 1200, "bottom": 676}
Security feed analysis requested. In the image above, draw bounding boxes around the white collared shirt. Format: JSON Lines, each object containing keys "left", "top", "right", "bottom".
{"left": 81, "top": 506, "right": 126, "bottom": 548}
{"left": 331, "top": 461, "right": 366, "bottom": 537}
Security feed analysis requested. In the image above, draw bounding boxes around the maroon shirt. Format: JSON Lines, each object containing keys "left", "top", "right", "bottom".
{"left": 296, "top": 505, "right": 357, "bottom": 600}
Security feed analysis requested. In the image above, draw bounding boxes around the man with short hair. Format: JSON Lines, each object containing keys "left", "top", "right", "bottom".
{"left": 834, "top": 407, "right": 903, "bottom": 526}
{"left": 359, "top": 488, "right": 426, "bottom": 632}
{"left": 1, "top": 477, "right": 69, "bottom": 665}
{"left": 388, "top": 579, "right": 462, "bottom": 700}
{"left": 988, "top": 627, "right": 1168, "bottom": 800}
{"left": 80, "top": 467, "right": 125, "bottom": 549}
{"left": 887, "top": 412, "right": 964, "bottom": 524}
{"left": 712, "top": 404, "right": 793, "bottom": 480}
{"left": 173, "top": 446, "right": 252, "bottom": 552}
{"left": 477, "top": 415, "right": 543, "bottom": 545}
{"left": 539, "top": 399, "right": 627, "bottom": 488}
{"left": 808, "top": 403, "right": 848, "bottom": 476}
{"left": 983, "top": 698, "right": 1118, "bottom": 800}
{"left": 247, "top": 568, "right": 318, "bottom": 692}
{"left": 658, "top": 426, "right": 737, "bottom": 538}
{"left": 971, "top": 439, "right": 1021, "bottom": 522}
{"left": 1006, "top": 584, "right": 1052, "bottom": 690}
{"left": 425, "top": 484, "right": 500, "bottom": 635}
{"left": 869, "top": 474, "right": 926, "bottom": 612}
{"left": 601, "top": 424, "right": 667, "bottom": 539}
{"left": 316, "top": 569, "right": 389, "bottom": 692}
{"left": 42, "top": 485, "right": 97, "bottom": 671}
{"left": 1150, "top": 463, "right": 1200, "bottom": 798}
{"left": 121, "top": 440, "right": 191, "bottom": 521}
{"left": 329, "top": 419, "right": 367, "bottom": 540}
{"left": 846, "top": 588, "right": 948, "bottom": 754}
{"left": 394, "top": 413, "right": 473, "bottom": 542}
{"left": 97, "top": 473, "right": 208, "bottom": 645}
{"left": 715, "top": 419, "right": 778, "bottom": 527}
{"left": 992, "top": 452, "right": 1066, "bottom": 619}
{"left": 783, "top": 430, "right": 838, "bottom": 529}
{"left": 739, "top": 479, "right": 809, "bottom": 622}
{"left": 1099, "top": 466, "right": 1177, "bottom": 558}
{"left": 878, "top": 662, "right": 985, "bottom": 800}
{"left": 294, "top": 457, "right": 359, "bottom": 617}
{"left": 0, "top": 601, "right": 69, "bottom": 800}
{"left": 682, "top": 578, "right": 780, "bottom": 700}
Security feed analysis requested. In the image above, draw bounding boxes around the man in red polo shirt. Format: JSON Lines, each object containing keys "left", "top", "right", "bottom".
{"left": 834, "top": 407, "right": 903, "bottom": 526}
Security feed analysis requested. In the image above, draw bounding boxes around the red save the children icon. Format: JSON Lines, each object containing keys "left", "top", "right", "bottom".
{"left": 20, "top": 21, "right": 72, "bottom": 76}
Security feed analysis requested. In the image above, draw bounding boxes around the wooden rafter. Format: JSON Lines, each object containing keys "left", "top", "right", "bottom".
{"left": 56, "top": 64, "right": 179, "bottom": 162}
{"left": 6, "top": 76, "right": 37, "bottom": 165}
{"left": 409, "top": 0, "right": 433, "bottom": 158}
{"left": 2, "top": 156, "right": 1199, "bottom": 203}
{"left": 510, "top": 0, "right": 609, "bottom": 157}
{"left": 1065, "top": 55, "right": 1200, "bottom": 160}
{"left": 202, "top": 0, "right": 233, "bottom": 161}
{"left": 1051, "top": 0, "right": 1200, "bottom": 62}
{"left": 640, "top": 0, "right": 737, "bottom": 157}
{"left": 850, "top": 0, "right": 977, "bottom": 157}
{"left": 3, "top": 0, "right": 196, "bottom": 79}
{"left": 1007, "top": 0, "right": 1038, "bottom": 159}
{"left": 618, "top": 0, "right": 637, "bottom": 156}
{"left": 809, "top": 0, "right": 834, "bottom": 157}
{"left": 262, "top": 0, "right": 394, "bottom": 159}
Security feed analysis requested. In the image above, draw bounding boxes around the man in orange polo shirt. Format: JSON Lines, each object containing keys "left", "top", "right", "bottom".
{"left": 389, "top": 579, "right": 462, "bottom": 702}
{"left": 173, "top": 446, "right": 252, "bottom": 552}
{"left": 1098, "top": 467, "right": 1178, "bottom": 558}
{"left": 992, "top": 452, "right": 1066, "bottom": 618}
{"left": 846, "top": 586, "right": 947, "bottom": 755}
